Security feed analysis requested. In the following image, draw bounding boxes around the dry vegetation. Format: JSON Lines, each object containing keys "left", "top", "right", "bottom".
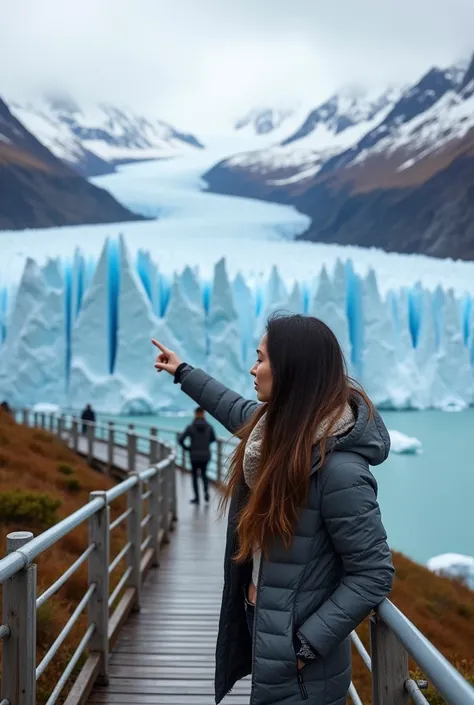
{"left": 0, "top": 409, "right": 472, "bottom": 704}
{"left": 0, "top": 410, "right": 126, "bottom": 704}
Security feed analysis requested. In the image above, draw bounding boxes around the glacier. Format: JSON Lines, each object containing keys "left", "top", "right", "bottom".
{"left": 0, "top": 236, "right": 473, "bottom": 414}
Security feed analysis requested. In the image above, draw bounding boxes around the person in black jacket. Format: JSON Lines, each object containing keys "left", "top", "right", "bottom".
{"left": 179, "top": 407, "right": 216, "bottom": 504}
{"left": 80, "top": 404, "right": 95, "bottom": 435}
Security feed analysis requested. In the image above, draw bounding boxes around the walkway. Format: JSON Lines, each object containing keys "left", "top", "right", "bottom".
{"left": 87, "top": 472, "right": 251, "bottom": 705}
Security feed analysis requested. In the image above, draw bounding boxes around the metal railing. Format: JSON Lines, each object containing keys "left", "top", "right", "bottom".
{"left": 0, "top": 410, "right": 177, "bottom": 705}
{"left": 3, "top": 409, "right": 474, "bottom": 705}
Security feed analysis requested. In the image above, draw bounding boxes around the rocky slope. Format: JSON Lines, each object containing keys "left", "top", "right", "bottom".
{"left": 0, "top": 98, "right": 143, "bottom": 230}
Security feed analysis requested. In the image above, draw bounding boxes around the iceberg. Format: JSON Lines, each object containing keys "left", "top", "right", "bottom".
{"left": 311, "top": 262, "right": 351, "bottom": 372}
{"left": 0, "top": 236, "right": 473, "bottom": 413}
{"left": 388, "top": 429, "right": 422, "bottom": 455}
{"left": 432, "top": 289, "right": 472, "bottom": 410}
{"left": 0, "top": 258, "right": 67, "bottom": 407}
{"left": 427, "top": 553, "right": 474, "bottom": 590}
{"left": 68, "top": 239, "right": 122, "bottom": 411}
{"left": 232, "top": 272, "right": 255, "bottom": 368}
{"left": 207, "top": 258, "right": 247, "bottom": 394}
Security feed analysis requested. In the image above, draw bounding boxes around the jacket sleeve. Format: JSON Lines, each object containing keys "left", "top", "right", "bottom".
{"left": 178, "top": 365, "right": 260, "bottom": 434}
{"left": 297, "top": 459, "right": 394, "bottom": 658}
{"left": 178, "top": 426, "right": 191, "bottom": 447}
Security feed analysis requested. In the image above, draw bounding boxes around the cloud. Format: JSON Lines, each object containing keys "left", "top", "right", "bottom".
{"left": 0, "top": 0, "right": 472, "bottom": 131}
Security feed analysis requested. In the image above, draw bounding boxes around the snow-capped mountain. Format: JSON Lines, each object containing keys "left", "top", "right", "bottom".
{"left": 9, "top": 95, "right": 204, "bottom": 177}
{"left": 0, "top": 96, "right": 141, "bottom": 230}
{"left": 224, "top": 87, "right": 403, "bottom": 188}
{"left": 235, "top": 107, "right": 295, "bottom": 136}
{"left": 204, "top": 54, "right": 474, "bottom": 260}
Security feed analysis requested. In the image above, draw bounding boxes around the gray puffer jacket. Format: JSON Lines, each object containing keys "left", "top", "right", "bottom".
{"left": 178, "top": 365, "right": 395, "bottom": 705}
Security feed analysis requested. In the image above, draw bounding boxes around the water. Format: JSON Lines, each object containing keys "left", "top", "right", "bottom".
{"left": 99, "top": 408, "right": 474, "bottom": 568}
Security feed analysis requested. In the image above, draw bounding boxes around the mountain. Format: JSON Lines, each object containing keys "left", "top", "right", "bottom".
{"left": 0, "top": 97, "right": 143, "bottom": 230}
{"left": 9, "top": 95, "right": 204, "bottom": 177}
{"left": 204, "top": 56, "right": 474, "bottom": 260}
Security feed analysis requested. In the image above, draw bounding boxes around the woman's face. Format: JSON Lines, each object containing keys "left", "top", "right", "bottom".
{"left": 250, "top": 335, "right": 273, "bottom": 402}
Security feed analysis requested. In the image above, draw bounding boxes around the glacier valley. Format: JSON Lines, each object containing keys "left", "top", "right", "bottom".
{"left": 0, "top": 234, "right": 473, "bottom": 413}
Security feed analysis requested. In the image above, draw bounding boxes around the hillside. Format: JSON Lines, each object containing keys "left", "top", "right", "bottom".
{"left": 0, "top": 98, "right": 144, "bottom": 230}
{"left": 0, "top": 409, "right": 126, "bottom": 704}
{"left": 0, "top": 409, "right": 473, "bottom": 704}
{"left": 204, "top": 55, "right": 474, "bottom": 261}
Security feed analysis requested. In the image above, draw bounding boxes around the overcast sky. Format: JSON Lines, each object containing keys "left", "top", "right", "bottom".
{"left": 0, "top": 0, "right": 473, "bottom": 132}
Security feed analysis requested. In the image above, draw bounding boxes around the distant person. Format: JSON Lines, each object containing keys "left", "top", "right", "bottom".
{"left": 152, "top": 314, "right": 393, "bottom": 705}
{"left": 80, "top": 404, "right": 95, "bottom": 434}
{"left": 179, "top": 407, "right": 216, "bottom": 504}
{"left": 0, "top": 400, "right": 11, "bottom": 415}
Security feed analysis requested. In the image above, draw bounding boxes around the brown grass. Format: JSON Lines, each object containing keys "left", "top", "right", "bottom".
{"left": 0, "top": 410, "right": 127, "bottom": 704}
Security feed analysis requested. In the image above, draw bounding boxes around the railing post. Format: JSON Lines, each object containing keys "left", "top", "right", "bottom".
{"left": 33, "top": 411, "right": 38, "bottom": 427}
{"left": 59, "top": 413, "right": 66, "bottom": 437}
{"left": 216, "top": 439, "right": 223, "bottom": 484}
{"left": 149, "top": 427, "right": 158, "bottom": 466}
{"left": 159, "top": 466, "right": 170, "bottom": 544}
{"left": 22, "top": 408, "right": 29, "bottom": 426}
{"left": 88, "top": 491, "right": 110, "bottom": 685}
{"left": 149, "top": 466, "right": 161, "bottom": 567}
{"left": 127, "top": 473, "right": 142, "bottom": 610}
{"left": 2, "top": 531, "right": 36, "bottom": 705}
{"left": 87, "top": 422, "right": 94, "bottom": 465}
{"left": 171, "top": 458, "right": 178, "bottom": 522}
{"left": 127, "top": 427, "right": 137, "bottom": 474}
{"left": 40, "top": 412, "right": 46, "bottom": 429}
{"left": 107, "top": 421, "right": 115, "bottom": 473}
{"left": 49, "top": 413, "right": 54, "bottom": 432}
{"left": 370, "top": 613, "right": 410, "bottom": 705}
{"left": 72, "top": 417, "right": 79, "bottom": 451}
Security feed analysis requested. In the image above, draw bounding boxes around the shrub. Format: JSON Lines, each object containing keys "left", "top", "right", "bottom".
{"left": 0, "top": 490, "right": 61, "bottom": 527}
{"left": 65, "top": 478, "right": 81, "bottom": 493}
{"left": 57, "top": 463, "right": 74, "bottom": 476}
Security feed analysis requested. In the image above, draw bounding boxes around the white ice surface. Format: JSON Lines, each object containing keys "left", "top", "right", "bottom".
{"left": 1, "top": 152, "right": 473, "bottom": 300}
{"left": 427, "top": 553, "right": 474, "bottom": 589}
{"left": 388, "top": 429, "right": 423, "bottom": 454}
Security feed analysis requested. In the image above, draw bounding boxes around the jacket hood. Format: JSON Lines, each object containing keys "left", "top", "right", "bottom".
{"left": 192, "top": 418, "right": 209, "bottom": 431}
{"left": 323, "top": 393, "right": 390, "bottom": 467}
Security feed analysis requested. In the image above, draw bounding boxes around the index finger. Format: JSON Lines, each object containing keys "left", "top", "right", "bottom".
{"left": 151, "top": 338, "right": 169, "bottom": 354}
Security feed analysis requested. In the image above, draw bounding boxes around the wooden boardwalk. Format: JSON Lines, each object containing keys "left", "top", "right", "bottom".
{"left": 87, "top": 471, "right": 251, "bottom": 705}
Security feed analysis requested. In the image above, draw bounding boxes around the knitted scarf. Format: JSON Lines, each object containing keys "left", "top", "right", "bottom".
{"left": 242, "top": 403, "right": 355, "bottom": 489}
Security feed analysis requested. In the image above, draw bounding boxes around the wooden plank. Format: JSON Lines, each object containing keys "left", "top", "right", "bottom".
{"left": 89, "top": 695, "right": 250, "bottom": 704}
{"left": 87, "top": 471, "right": 250, "bottom": 705}
{"left": 108, "top": 588, "right": 136, "bottom": 652}
{"left": 64, "top": 654, "right": 101, "bottom": 705}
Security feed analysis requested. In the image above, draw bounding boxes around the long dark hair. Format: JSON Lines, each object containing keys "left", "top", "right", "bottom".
{"left": 220, "top": 313, "right": 371, "bottom": 563}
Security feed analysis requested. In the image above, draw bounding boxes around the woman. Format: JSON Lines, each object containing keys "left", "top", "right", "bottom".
{"left": 152, "top": 314, "right": 394, "bottom": 705}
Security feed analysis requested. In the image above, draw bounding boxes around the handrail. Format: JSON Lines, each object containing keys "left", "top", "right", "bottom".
{"left": 1, "top": 408, "right": 178, "bottom": 705}
{"left": 378, "top": 599, "right": 474, "bottom": 705}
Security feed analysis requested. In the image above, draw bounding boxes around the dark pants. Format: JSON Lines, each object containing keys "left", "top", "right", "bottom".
{"left": 191, "top": 461, "right": 209, "bottom": 502}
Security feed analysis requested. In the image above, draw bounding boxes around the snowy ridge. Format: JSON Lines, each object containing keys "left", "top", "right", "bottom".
{"left": 227, "top": 87, "right": 402, "bottom": 183}
{"left": 0, "top": 237, "right": 473, "bottom": 413}
{"left": 8, "top": 95, "right": 204, "bottom": 176}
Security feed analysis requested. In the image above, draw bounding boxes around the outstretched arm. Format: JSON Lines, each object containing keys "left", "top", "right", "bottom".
{"left": 152, "top": 339, "right": 260, "bottom": 435}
